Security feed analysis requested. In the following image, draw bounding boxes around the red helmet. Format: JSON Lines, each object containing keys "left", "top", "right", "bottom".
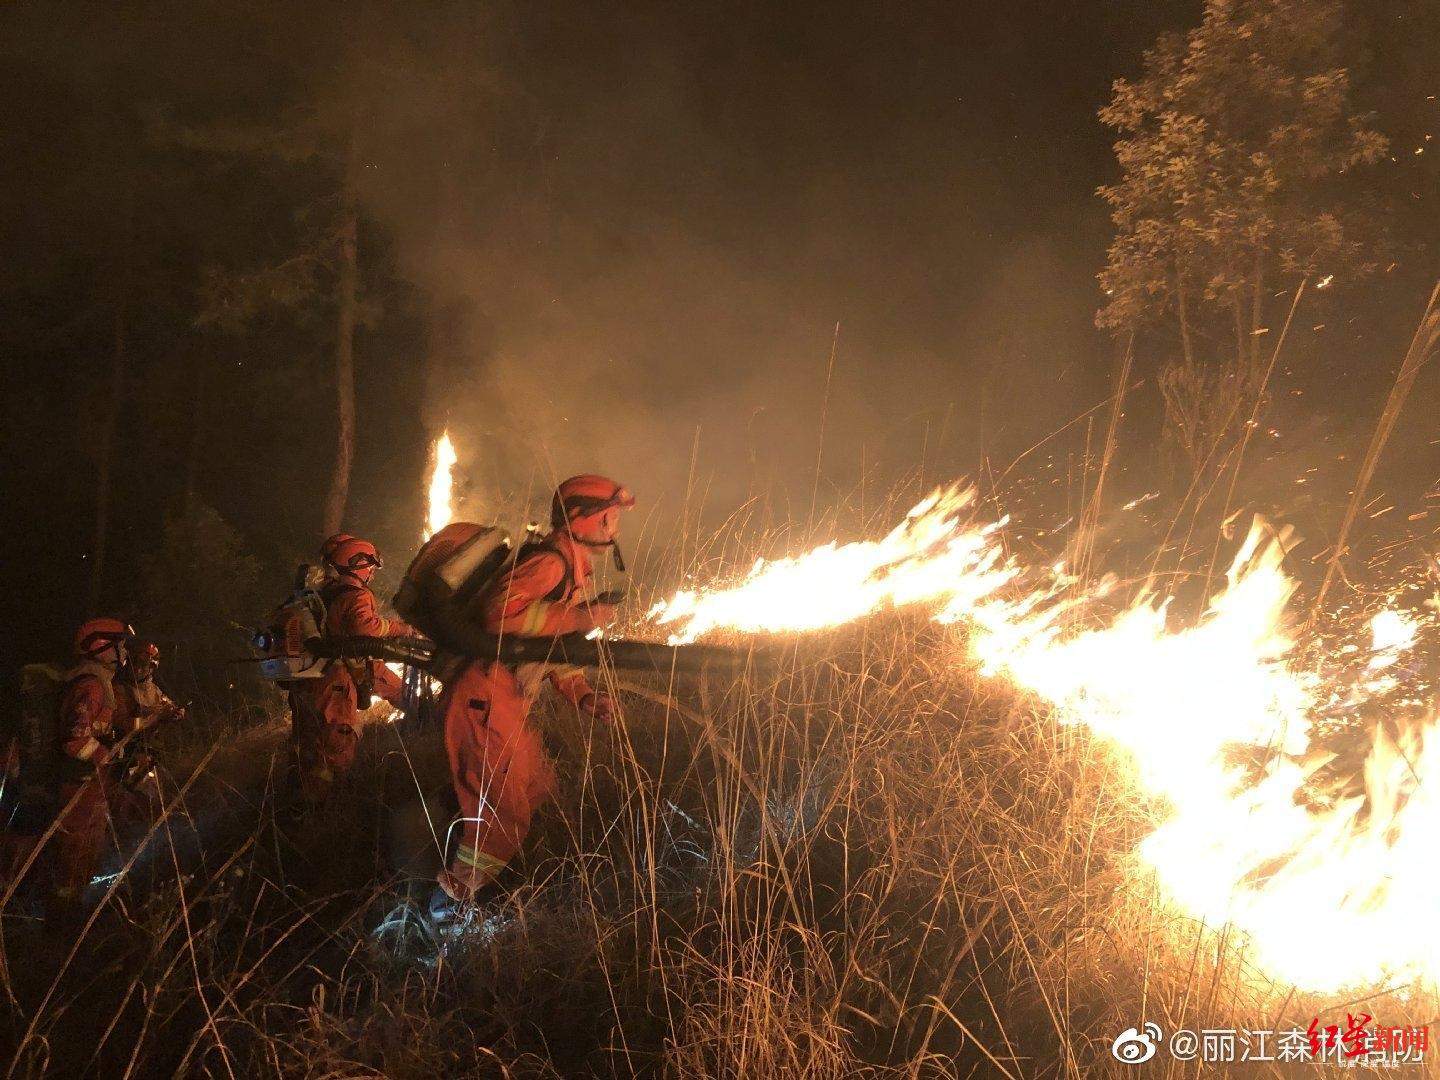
{"left": 127, "top": 641, "right": 160, "bottom": 681}
{"left": 75, "top": 617, "right": 133, "bottom": 660}
{"left": 551, "top": 475, "right": 635, "bottom": 546}
{"left": 320, "top": 533, "right": 356, "bottom": 564}
{"left": 327, "top": 536, "right": 383, "bottom": 579}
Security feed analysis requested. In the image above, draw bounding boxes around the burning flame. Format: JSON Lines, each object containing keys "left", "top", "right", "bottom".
{"left": 648, "top": 488, "right": 1023, "bottom": 641}
{"left": 648, "top": 485, "right": 1439, "bottom": 993}
{"left": 424, "top": 430, "right": 458, "bottom": 540}
{"left": 1368, "top": 608, "right": 1418, "bottom": 670}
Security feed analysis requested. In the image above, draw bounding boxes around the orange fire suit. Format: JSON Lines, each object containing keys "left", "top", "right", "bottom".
{"left": 289, "top": 578, "right": 415, "bottom": 801}
{"left": 52, "top": 660, "right": 122, "bottom": 903}
{"left": 111, "top": 675, "right": 182, "bottom": 827}
{"left": 114, "top": 675, "right": 180, "bottom": 736}
{"left": 440, "top": 532, "right": 602, "bottom": 894}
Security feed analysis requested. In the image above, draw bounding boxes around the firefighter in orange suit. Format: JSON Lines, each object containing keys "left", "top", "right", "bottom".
{"left": 290, "top": 536, "right": 416, "bottom": 802}
{"left": 114, "top": 642, "right": 184, "bottom": 738}
{"left": 111, "top": 642, "right": 184, "bottom": 826}
{"left": 52, "top": 617, "right": 132, "bottom": 905}
{"left": 438, "top": 474, "right": 633, "bottom": 902}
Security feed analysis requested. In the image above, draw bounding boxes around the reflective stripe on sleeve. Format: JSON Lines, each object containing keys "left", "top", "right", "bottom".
{"left": 520, "top": 603, "right": 553, "bottom": 635}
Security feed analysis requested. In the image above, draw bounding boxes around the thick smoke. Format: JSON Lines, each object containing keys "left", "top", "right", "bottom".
{"left": 332, "top": 2, "right": 1117, "bottom": 553}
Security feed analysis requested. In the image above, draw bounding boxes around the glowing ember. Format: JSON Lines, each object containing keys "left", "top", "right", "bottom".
{"left": 647, "top": 485, "right": 1440, "bottom": 993}
{"left": 424, "top": 430, "right": 458, "bottom": 540}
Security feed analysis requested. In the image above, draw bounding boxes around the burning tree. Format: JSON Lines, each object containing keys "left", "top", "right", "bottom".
{"left": 1097, "top": 0, "right": 1388, "bottom": 476}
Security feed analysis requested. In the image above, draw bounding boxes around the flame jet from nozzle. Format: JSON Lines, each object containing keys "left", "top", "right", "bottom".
{"left": 642, "top": 483, "right": 1440, "bottom": 993}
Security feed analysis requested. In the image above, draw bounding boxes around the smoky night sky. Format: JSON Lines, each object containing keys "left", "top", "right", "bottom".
{"left": 3, "top": 0, "right": 1436, "bottom": 671}
{"left": 342, "top": 0, "right": 1186, "bottom": 508}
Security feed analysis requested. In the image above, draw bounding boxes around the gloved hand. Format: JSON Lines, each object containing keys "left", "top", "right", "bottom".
{"left": 578, "top": 691, "right": 615, "bottom": 724}
{"left": 121, "top": 750, "right": 157, "bottom": 791}
{"left": 569, "top": 602, "right": 618, "bottom": 634}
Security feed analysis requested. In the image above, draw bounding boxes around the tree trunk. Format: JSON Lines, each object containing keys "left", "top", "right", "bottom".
{"left": 1250, "top": 249, "right": 1264, "bottom": 375}
{"left": 1231, "top": 291, "right": 1246, "bottom": 369}
{"left": 1073, "top": 331, "right": 1134, "bottom": 581}
{"left": 88, "top": 301, "right": 125, "bottom": 611}
{"left": 90, "top": 170, "right": 133, "bottom": 611}
{"left": 183, "top": 353, "right": 208, "bottom": 513}
{"left": 1175, "top": 267, "right": 1196, "bottom": 371}
{"left": 322, "top": 200, "right": 358, "bottom": 537}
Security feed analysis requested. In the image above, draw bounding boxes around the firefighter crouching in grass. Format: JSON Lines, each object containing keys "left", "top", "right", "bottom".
{"left": 436, "top": 474, "right": 633, "bottom": 904}
{"left": 289, "top": 535, "right": 417, "bottom": 804}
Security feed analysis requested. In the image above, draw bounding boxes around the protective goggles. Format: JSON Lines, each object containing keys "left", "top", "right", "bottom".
{"left": 79, "top": 624, "right": 135, "bottom": 655}
{"left": 561, "top": 488, "right": 635, "bottom": 518}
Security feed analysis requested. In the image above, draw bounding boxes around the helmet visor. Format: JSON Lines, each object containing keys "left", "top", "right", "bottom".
{"left": 79, "top": 623, "right": 135, "bottom": 655}
{"left": 561, "top": 487, "right": 635, "bottom": 519}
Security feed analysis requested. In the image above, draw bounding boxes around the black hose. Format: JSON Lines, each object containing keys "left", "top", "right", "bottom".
{"left": 314, "top": 633, "right": 769, "bottom": 674}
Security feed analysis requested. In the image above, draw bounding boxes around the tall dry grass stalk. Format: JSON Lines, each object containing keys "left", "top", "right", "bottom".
{"left": 1, "top": 485, "right": 1432, "bottom": 1078}
{"left": 1313, "top": 281, "right": 1440, "bottom": 617}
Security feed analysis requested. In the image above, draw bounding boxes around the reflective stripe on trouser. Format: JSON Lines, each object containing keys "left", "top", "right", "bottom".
{"left": 289, "top": 664, "right": 360, "bottom": 801}
{"left": 441, "top": 840, "right": 509, "bottom": 898}
{"left": 441, "top": 660, "right": 556, "bottom": 885}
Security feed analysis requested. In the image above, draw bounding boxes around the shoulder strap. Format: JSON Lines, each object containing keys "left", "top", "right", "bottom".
{"left": 515, "top": 541, "right": 574, "bottom": 604}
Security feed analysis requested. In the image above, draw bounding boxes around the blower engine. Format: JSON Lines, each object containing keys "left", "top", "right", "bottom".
{"left": 251, "top": 564, "right": 329, "bottom": 685}
{"left": 393, "top": 522, "right": 514, "bottom": 643}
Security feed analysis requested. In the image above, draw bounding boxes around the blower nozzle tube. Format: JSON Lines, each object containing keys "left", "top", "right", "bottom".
{"left": 314, "top": 632, "right": 768, "bottom": 675}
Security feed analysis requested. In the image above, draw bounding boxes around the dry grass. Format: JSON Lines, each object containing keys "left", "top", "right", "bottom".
{"left": 2, "top": 489, "right": 1435, "bottom": 1078}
